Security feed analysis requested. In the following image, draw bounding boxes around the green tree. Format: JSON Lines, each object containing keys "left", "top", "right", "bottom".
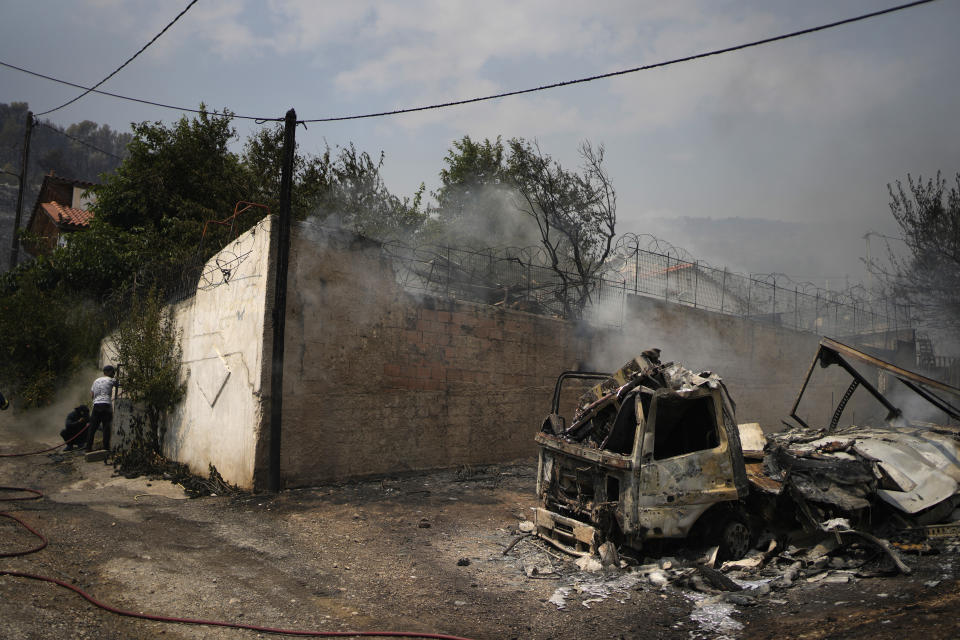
{"left": 314, "top": 144, "right": 425, "bottom": 240}
{"left": 112, "top": 289, "right": 185, "bottom": 453}
{"left": 427, "top": 135, "right": 530, "bottom": 248}
{"left": 0, "top": 270, "right": 103, "bottom": 407}
{"left": 874, "top": 172, "right": 960, "bottom": 334}
{"left": 92, "top": 108, "right": 245, "bottom": 232}
{"left": 242, "top": 127, "right": 424, "bottom": 240}
{"left": 1, "top": 104, "right": 428, "bottom": 408}
{"left": 435, "top": 136, "right": 509, "bottom": 220}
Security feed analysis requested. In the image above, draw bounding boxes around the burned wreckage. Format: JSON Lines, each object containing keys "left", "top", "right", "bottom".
{"left": 535, "top": 340, "right": 960, "bottom": 564}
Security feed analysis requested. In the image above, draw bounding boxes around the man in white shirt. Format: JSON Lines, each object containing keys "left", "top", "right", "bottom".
{"left": 85, "top": 365, "right": 119, "bottom": 452}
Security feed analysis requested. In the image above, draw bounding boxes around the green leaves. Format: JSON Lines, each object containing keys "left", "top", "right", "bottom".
{"left": 0, "top": 271, "right": 104, "bottom": 407}
{"left": 113, "top": 289, "right": 185, "bottom": 453}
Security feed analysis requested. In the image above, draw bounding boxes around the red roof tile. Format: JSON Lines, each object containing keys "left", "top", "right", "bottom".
{"left": 40, "top": 201, "right": 94, "bottom": 228}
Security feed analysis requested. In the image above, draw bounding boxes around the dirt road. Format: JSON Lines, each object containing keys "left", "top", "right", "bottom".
{"left": 1, "top": 427, "right": 958, "bottom": 639}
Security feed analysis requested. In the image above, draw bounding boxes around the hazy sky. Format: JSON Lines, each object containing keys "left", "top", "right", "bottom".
{"left": 2, "top": 0, "right": 959, "bottom": 287}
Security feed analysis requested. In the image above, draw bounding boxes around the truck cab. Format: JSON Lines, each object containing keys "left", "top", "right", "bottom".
{"left": 534, "top": 352, "right": 751, "bottom": 559}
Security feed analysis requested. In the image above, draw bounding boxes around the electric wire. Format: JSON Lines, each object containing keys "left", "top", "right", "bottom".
{"left": 0, "top": 59, "right": 279, "bottom": 122}
{"left": 0, "top": 0, "right": 942, "bottom": 125}
{"left": 300, "top": 0, "right": 943, "bottom": 122}
{"left": 36, "top": 121, "right": 124, "bottom": 160}
{"left": 35, "top": 0, "right": 199, "bottom": 117}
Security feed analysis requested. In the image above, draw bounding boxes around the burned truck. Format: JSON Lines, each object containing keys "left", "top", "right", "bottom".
{"left": 534, "top": 349, "right": 753, "bottom": 560}
{"left": 536, "top": 340, "right": 960, "bottom": 564}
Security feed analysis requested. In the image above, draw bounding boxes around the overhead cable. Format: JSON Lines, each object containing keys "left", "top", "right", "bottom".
{"left": 36, "top": 0, "right": 199, "bottom": 117}
{"left": 301, "top": 0, "right": 942, "bottom": 122}
{"left": 0, "top": 59, "right": 279, "bottom": 122}
{"left": 0, "top": 0, "right": 942, "bottom": 124}
{"left": 36, "top": 121, "right": 124, "bottom": 160}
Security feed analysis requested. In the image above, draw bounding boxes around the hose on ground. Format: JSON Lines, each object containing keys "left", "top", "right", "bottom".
{"left": 0, "top": 443, "right": 478, "bottom": 639}
{"left": 0, "top": 570, "right": 475, "bottom": 639}
{"left": 0, "top": 423, "right": 90, "bottom": 457}
{"left": 1, "top": 486, "right": 47, "bottom": 558}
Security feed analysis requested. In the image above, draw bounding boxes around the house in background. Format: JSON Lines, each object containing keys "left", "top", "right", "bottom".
{"left": 23, "top": 171, "right": 97, "bottom": 256}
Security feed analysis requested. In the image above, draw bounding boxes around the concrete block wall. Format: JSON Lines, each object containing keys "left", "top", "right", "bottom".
{"left": 278, "top": 223, "right": 592, "bottom": 487}
{"left": 273, "top": 223, "right": 884, "bottom": 487}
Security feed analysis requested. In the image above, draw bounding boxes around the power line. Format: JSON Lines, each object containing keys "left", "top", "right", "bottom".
{"left": 36, "top": 0, "right": 199, "bottom": 117}
{"left": 36, "top": 121, "right": 124, "bottom": 160}
{"left": 302, "top": 0, "right": 943, "bottom": 122}
{"left": 0, "top": 0, "right": 943, "bottom": 125}
{"left": 0, "top": 59, "right": 278, "bottom": 122}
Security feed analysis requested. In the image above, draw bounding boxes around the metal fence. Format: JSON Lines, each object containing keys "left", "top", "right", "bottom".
{"left": 382, "top": 233, "right": 912, "bottom": 338}
{"left": 147, "top": 219, "right": 911, "bottom": 339}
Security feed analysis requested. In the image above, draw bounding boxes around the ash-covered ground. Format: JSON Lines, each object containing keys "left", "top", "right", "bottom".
{"left": 1, "top": 426, "right": 957, "bottom": 640}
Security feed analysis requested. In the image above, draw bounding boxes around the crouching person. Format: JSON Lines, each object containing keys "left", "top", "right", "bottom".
{"left": 61, "top": 405, "right": 90, "bottom": 450}
{"left": 86, "top": 365, "right": 120, "bottom": 452}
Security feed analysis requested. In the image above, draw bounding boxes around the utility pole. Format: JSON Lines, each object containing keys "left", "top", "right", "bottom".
{"left": 9, "top": 111, "right": 34, "bottom": 271}
{"left": 269, "top": 108, "right": 296, "bottom": 492}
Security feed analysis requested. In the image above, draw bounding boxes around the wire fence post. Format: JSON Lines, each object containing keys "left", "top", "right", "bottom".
{"left": 719, "top": 268, "right": 727, "bottom": 313}
{"left": 794, "top": 286, "right": 798, "bottom": 330}
{"left": 634, "top": 246, "right": 639, "bottom": 294}
{"left": 445, "top": 246, "right": 451, "bottom": 297}
{"left": 664, "top": 255, "right": 670, "bottom": 301}
{"left": 772, "top": 280, "right": 777, "bottom": 323}
{"left": 815, "top": 291, "right": 820, "bottom": 334}
{"left": 693, "top": 260, "right": 699, "bottom": 309}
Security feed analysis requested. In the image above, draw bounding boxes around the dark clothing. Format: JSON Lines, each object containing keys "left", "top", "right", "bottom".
{"left": 85, "top": 404, "right": 113, "bottom": 452}
{"left": 61, "top": 407, "right": 89, "bottom": 450}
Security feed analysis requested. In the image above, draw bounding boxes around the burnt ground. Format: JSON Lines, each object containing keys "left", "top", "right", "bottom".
{"left": 1, "top": 426, "right": 958, "bottom": 640}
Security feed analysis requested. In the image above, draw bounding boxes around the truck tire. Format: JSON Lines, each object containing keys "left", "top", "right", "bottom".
{"left": 717, "top": 517, "right": 752, "bottom": 562}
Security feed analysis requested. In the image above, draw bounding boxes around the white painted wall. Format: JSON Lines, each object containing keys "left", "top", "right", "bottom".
{"left": 163, "top": 216, "right": 273, "bottom": 488}
{"left": 72, "top": 186, "right": 96, "bottom": 210}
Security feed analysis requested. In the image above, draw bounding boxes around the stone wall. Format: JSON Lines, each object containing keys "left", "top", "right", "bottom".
{"left": 270, "top": 222, "right": 888, "bottom": 488}
{"left": 277, "top": 223, "right": 593, "bottom": 487}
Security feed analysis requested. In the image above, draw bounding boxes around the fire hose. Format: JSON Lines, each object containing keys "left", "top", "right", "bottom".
{"left": 0, "top": 422, "right": 91, "bottom": 457}
{"left": 1, "top": 432, "right": 477, "bottom": 639}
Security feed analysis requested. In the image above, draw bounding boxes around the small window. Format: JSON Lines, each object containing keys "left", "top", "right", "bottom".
{"left": 606, "top": 475, "right": 621, "bottom": 501}
{"left": 653, "top": 394, "right": 720, "bottom": 460}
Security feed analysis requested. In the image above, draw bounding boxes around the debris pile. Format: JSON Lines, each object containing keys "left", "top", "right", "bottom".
{"left": 756, "top": 424, "right": 960, "bottom": 532}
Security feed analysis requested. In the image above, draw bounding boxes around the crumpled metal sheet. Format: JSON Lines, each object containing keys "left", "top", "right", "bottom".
{"left": 765, "top": 424, "right": 960, "bottom": 518}
{"left": 853, "top": 436, "right": 958, "bottom": 514}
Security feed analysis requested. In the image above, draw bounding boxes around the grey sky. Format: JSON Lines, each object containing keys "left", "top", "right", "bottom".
{"left": 2, "top": 0, "right": 958, "bottom": 286}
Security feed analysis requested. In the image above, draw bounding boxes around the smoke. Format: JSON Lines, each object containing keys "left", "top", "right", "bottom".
{"left": 884, "top": 374, "right": 956, "bottom": 426}
{"left": 431, "top": 184, "right": 542, "bottom": 250}
{"left": 0, "top": 366, "right": 99, "bottom": 442}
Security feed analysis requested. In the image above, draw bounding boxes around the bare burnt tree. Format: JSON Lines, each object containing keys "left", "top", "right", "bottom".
{"left": 508, "top": 139, "right": 616, "bottom": 318}
{"left": 872, "top": 172, "right": 960, "bottom": 335}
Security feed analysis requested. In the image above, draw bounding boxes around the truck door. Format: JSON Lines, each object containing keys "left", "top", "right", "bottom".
{"left": 636, "top": 388, "right": 741, "bottom": 537}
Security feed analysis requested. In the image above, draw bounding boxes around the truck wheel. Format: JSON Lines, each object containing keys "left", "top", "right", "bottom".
{"left": 717, "top": 518, "right": 751, "bottom": 561}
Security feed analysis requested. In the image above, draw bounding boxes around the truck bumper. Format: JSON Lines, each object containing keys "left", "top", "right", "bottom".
{"left": 534, "top": 507, "right": 597, "bottom": 556}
